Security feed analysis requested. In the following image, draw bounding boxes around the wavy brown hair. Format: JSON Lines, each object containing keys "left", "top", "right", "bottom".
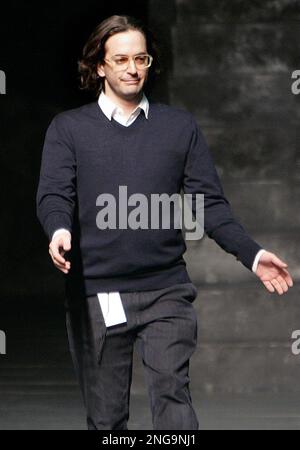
{"left": 78, "top": 15, "right": 161, "bottom": 97}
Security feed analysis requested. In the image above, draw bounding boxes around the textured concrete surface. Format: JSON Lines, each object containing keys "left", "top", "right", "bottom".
{"left": 168, "top": 0, "right": 300, "bottom": 398}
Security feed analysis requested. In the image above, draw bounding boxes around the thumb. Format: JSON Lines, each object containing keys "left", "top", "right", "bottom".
{"left": 271, "top": 254, "right": 288, "bottom": 268}
{"left": 63, "top": 237, "right": 71, "bottom": 251}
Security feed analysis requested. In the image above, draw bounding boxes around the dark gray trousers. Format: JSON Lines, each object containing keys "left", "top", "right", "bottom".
{"left": 65, "top": 282, "right": 199, "bottom": 430}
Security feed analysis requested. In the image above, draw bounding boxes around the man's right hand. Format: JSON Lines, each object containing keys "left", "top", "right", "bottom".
{"left": 49, "top": 231, "right": 71, "bottom": 274}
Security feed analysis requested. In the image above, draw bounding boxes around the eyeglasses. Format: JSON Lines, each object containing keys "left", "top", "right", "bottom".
{"left": 103, "top": 54, "right": 153, "bottom": 71}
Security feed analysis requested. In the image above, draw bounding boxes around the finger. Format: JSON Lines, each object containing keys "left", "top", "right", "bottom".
{"left": 51, "top": 255, "right": 70, "bottom": 269}
{"left": 271, "top": 254, "right": 288, "bottom": 269}
{"left": 263, "top": 280, "right": 275, "bottom": 293}
{"left": 58, "top": 266, "right": 69, "bottom": 274}
{"left": 276, "top": 275, "right": 289, "bottom": 293}
{"left": 63, "top": 239, "right": 71, "bottom": 251}
{"left": 57, "top": 237, "right": 71, "bottom": 260}
{"left": 49, "top": 247, "right": 71, "bottom": 268}
{"left": 270, "top": 278, "right": 284, "bottom": 295}
{"left": 280, "top": 268, "right": 294, "bottom": 287}
{"left": 52, "top": 251, "right": 66, "bottom": 265}
{"left": 49, "top": 242, "right": 66, "bottom": 264}
{"left": 54, "top": 262, "right": 70, "bottom": 273}
{"left": 55, "top": 260, "right": 71, "bottom": 269}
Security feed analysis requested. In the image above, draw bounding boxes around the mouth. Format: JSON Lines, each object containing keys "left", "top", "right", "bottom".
{"left": 122, "top": 79, "right": 140, "bottom": 84}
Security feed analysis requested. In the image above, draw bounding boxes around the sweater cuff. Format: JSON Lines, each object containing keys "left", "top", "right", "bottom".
{"left": 236, "top": 239, "right": 264, "bottom": 271}
{"left": 44, "top": 212, "right": 72, "bottom": 241}
{"left": 252, "top": 249, "right": 267, "bottom": 273}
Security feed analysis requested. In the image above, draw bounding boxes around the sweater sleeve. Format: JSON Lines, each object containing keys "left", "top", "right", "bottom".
{"left": 183, "top": 116, "right": 263, "bottom": 271}
{"left": 36, "top": 115, "right": 77, "bottom": 241}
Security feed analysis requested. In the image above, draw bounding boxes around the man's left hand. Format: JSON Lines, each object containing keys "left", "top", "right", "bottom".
{"left": 255, "top": 251, "right": 294, "bottom": 295}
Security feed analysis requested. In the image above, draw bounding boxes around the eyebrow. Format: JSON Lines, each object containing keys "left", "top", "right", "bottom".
{"left": 112, "top": 52, "right": 147, "bottom": 57}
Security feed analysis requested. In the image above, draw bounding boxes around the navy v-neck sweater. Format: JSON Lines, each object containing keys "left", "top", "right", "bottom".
{"left": 36, "top": 100, "right": 263, "bottom": 295}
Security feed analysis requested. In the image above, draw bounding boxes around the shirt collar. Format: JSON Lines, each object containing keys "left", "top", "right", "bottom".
{"left": 98, "top": 90, "right": 149, "bottom": 121}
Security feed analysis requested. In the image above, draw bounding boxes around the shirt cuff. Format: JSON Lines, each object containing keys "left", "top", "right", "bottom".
{"left": 252, "top": 249, "right": 267, "bottom": 273}
{"left": 52, "top": 228, "right": 72, "bottom": 241}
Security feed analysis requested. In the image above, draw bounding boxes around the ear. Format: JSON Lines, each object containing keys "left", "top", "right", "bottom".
{"left": 97, "top": 62, "right": 105, "bottom": 78}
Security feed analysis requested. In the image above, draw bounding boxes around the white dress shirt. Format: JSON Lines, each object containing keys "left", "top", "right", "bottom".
{"left": 97, "top": 89, "right": 149, "bottom": 126}
{"left": 52, "top": 91, "right": 265, "bottom": 272}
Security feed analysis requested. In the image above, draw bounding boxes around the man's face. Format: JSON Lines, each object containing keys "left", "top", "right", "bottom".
{"left": 97, "top": 30, "right": 149, "bottom": 100}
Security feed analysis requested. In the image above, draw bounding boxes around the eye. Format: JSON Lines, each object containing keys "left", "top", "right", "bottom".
{"left": 136, "top": 56, "right": 147, "bottom": 63}
{"left": 115, "top": 57, "right": 128, "bottom": 65}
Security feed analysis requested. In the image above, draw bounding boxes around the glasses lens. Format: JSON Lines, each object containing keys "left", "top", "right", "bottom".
{"left": 113, "top": 56, "right": 129, "bottom": 70}
{"left": 135, "top": 55, "right": 151, "bottom": 68}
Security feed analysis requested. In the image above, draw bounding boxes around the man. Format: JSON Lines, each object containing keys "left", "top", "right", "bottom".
{"left": 36, "top": 15, "right": 293, "bottom": 430}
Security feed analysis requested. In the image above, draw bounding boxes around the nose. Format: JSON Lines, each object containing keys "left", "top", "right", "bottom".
{"left": 127, "top": 58, "right": 138, "bottom": 73}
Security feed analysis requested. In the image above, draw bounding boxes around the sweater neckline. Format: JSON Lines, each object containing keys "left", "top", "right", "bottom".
{"left": 94, "top": 101, "right": 148, "bottom": 132}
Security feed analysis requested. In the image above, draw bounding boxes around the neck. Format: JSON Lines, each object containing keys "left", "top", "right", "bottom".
{"left": 102, "top": 85, "right": 143, "bottom": 114}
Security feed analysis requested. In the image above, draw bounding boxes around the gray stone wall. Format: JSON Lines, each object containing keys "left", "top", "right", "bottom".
{"left": 152, "top": 0, "right": 300, "bottom": 393}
